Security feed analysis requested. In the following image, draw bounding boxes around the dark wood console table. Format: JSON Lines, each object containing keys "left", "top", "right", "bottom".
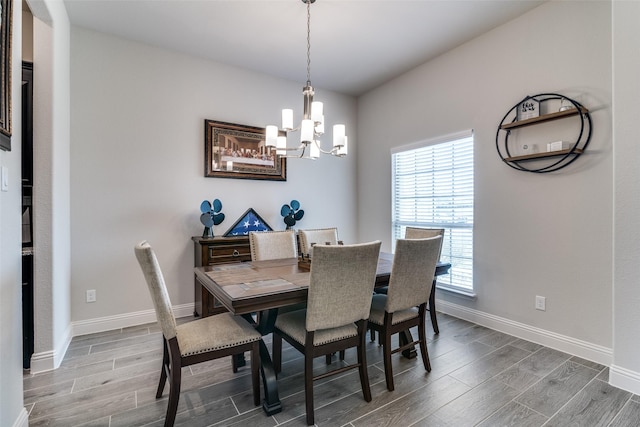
{"left": 192, "top": 236, "right": 251, "bottom": 317}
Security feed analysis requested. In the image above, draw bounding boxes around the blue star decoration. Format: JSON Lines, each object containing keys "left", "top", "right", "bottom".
{"left": 227, "top": 209, "right": 272, "bottom": 236}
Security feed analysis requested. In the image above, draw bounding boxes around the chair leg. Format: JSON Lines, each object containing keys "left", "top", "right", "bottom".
{"left": 164, "top": 355, "right": 182, "bottom": 427}
{"left": 383, "top": 328, "right": 394, "bottom": 391}
{"left": 304, "top": 353, "right": 315, "bottom": 426}
{"left": 429, "top": 279, "right": 439, "bottom": 334}
{"left": 250, "top": 342, "right": 261, "bottom": 406}
{"left": 370, "top": 327, "right": 375, "bottom": 342}
{"left": 339, "top": 350, "right": 345, "bottom": 360}
{"left": 231, "top": 354, "right": 239, "bottom": 373}
{"left": 156, "top": 339, "right": 169, "bottom": 398}
{"left": 273, "top": 332, "right": 282, "bottom": 375}
{"left": 418, "top": 314, "right": 431, "bottom": 372}
{"left": 325, "top": 353, "right": 332, "bottom": 365}
{"left": 357, "top": 324, "right": 372, "bottom": 402}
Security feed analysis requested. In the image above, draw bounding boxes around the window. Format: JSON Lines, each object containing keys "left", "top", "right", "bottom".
{"left": 391, "top": 130, "right": 474, "bottom": 293}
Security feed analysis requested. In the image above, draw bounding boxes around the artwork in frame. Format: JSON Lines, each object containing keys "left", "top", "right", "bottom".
{"left": 0, "top": 0, "right": 13, "bottom": 151}
{"left": 223, "top": 208, "right": 273, "bottom": 237}
{"left": 204, "top": 119, "right": 286, "bottom": 181}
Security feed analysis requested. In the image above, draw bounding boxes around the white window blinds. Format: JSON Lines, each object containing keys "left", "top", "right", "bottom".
{"left": 391, "top": 130, "right": 474, "bottom": 291}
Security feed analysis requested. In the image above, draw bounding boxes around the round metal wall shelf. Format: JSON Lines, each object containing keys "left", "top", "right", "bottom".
{"left": 496, "top": 93, "right": 592, "bottom": 173}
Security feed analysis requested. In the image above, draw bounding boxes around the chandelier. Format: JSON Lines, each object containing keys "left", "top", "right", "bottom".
{"left": 265, "top": 0, "right": 347, "bottom": 159}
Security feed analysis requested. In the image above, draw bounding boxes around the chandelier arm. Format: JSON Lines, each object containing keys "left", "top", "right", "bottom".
{"left": 311, "top": 140, "right": 341, "bottom": 156}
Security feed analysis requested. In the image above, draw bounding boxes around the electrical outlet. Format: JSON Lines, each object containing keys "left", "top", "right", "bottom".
{"left": 86, "top": 289, "right": 97, "bottom": 303}
{"left": 535, "top": 295, "right": 546, "bottom": 311}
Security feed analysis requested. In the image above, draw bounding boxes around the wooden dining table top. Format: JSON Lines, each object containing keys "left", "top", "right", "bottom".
{"left": 194, "top": 253, "right": 450, "bottom": 316}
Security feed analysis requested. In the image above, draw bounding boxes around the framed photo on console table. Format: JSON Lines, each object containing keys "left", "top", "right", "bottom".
{"left": 204, "top": 119, "right": 286, "bottom": 181}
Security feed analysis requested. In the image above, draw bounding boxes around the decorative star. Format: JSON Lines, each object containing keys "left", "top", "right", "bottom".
{"left": 253, "top": 220, "right": 261, "bottom": 227}
{"left": 244, "top": 221, "right": 250, "bottom": 228}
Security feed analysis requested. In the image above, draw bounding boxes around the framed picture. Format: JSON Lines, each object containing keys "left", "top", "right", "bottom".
{"left": 517, "top": 96, "right": 539, "bottom": 121}
{"left": 204, "top": 119, "right": 286, "bottom": 181}
{"left": 223, "top": 208, "right": 273, "bottom": 237}
{"left": 0, "top": 0, "right": 13, "bottom": 151}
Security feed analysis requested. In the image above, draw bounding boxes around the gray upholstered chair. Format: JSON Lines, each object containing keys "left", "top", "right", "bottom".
{"left": 272, "top": 241, "right": 381, "bottom": 425}
{"left": 405, "top": 227, "right": 445, "bottom": 333}
{"left": 298, "top": 227, "right": 340, "bottom": 257}
{"left": 134, "top": 241, "right": 261, "bottom": 427}
{"left": 373, "top": 226, "right": 445, "bottom": 338}
{"left": 249, "top": 230, "right": 297, "bottom": 261}
{"left": 404, "top": 227, "right": 444, "bottom": 259}
{"left": 368, "top": 236, "right": 442, "bottom": 391}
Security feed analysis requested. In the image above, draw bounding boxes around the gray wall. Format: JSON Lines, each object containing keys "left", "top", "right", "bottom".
{"left": 357, "top": 1, "right": 612, "bottom": 355}
{"left": 69, "top": 27, "right": 358, "bottom": 323}
{"left": 612, "top": 0, "right": 640, "bottom": 391}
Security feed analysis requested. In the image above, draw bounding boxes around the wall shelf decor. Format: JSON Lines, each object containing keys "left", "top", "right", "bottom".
{"left": 496, "top": 93, "right": 592, "bottom": 173}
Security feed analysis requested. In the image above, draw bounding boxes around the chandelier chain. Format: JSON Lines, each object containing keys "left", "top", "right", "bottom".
{"left": 306, "top": 0, "right": 311, "bottom": 85}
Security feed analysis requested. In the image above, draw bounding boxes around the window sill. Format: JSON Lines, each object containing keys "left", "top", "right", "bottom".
{"left": 435, "top": 283, "right": 477, "bottom": 299}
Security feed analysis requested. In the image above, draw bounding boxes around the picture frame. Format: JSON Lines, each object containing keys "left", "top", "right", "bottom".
{"left": 204, "top": 119, "right": 286, "bottom": 181}
{"left": 223, "top": 208, "right": 273, "bottom": 237}
{"left": 517, "top": 96, "right": 540, "bottom": 121}
{"left": 0, "top": 0, "right": 13, "bottom": 151}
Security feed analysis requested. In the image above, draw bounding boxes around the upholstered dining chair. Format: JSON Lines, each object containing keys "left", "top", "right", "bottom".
{"left": 298, "top": 227, "right": 340, "bottom": 257}
{"left": 249, "top": 229, "right": 298, "bottom": 261}
{"left": 134, "top": 241, "right": 262, "bottom": 427}
{"left": 272, "top": 241, "right": 382, "bottom": 425}
{"left": 367, "top": 236, "right": 441, "bottom": 391}
{"left": 405, "top": 227, "right": 445, "bottom": 333}
{"left": 404, "top": 227, "right": 444, "bottom": 259}
{"left": 372, "top": 226, "right": 445, "bottom": 340}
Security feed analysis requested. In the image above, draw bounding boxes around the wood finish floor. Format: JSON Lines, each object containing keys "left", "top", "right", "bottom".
{"left": 24, "top": 313, "right": 640, "bottom": 426}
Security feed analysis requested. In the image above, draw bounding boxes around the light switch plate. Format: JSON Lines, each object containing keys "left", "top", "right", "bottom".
{"left": 1, "top": 166, "right": 8, "bottom": 191}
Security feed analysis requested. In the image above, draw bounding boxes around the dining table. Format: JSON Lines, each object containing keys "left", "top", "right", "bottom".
{"left": 193, "top": 253, "right": 451, "bottom": 415}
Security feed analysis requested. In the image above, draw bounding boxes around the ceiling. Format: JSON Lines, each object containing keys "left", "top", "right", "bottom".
{"left": 62, "top": 0, "right": 545, "bottom": 97}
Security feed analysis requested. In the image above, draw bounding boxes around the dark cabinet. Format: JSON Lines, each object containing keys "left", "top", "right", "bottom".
{"left": 22, "top": 62, "right": 34, "bottom": 369}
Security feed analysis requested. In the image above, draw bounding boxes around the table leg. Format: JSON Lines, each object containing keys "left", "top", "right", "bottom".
{"left": 242, "top": 310, "right": 282, "bottom": 415}
{"left": 400, "top": 330, "right": 418, "bottom": 359}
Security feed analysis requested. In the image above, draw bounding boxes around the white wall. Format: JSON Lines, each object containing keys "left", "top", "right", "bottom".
{"left": 0, "top": 1, "right": 27, "bottom": 426}
{"left": 611, "top": 0, "right": 640, "bottom": 393}
{"left": 69, "top": 27, "right": 357, "bottom": 324}
{"left": 30, "top": 0, "right": 72, "bottom": 374}
{"left": 358, "top": 1, "right": 612, "bottom": 360}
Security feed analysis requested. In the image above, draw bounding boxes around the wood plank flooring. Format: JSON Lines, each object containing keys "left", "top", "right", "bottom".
{"left": 23, "top": 313, "right": 640, "bottom": 426}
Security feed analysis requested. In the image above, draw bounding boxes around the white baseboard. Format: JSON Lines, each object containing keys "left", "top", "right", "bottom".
{"left": 610, "top": 364, "right": 640, "bottom": 395}
{"left": 29, "top": 304, "right": 194, "bottom": 374}
{"left": 437, "top": 299, "right": 613, "bottom": 366}
{"left": 12, "top": 408, "right": 29, "bottom": 427}
{"left": 30, "top": 323, "right": 72, "bottom": 374}
{"left": 71, "top": 303, "right": 194, "bottom": 337}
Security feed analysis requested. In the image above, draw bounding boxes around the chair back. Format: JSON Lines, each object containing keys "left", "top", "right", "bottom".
{"left": 134, "top": 241, "right": 178, "bottom": 340}
{"left": 405, "top": 227, "right": 444, "bottom": 261}
{"left": 306, "top": 241, "right": 381, "bottom": 331}
{"left": 386, "top": 237, "right": 442, "bottom": 314}
{"left": 249, "top": 230, "right": 298, "bottom": 261}
{"left": 298, "top": 228, "right": 339, "bottom": 257}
